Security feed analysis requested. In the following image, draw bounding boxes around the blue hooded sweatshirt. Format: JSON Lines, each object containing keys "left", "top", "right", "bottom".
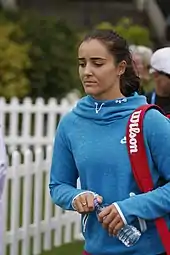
{"left": 49, "top": 94, "right": 170, "bottom": 255}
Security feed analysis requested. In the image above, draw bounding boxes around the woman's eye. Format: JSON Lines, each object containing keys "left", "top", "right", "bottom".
{"left": 79, "top": 62, "right": 86, "bottom": 67}
{"left": 93, "top": 62, "right": 103, "bottom": 67}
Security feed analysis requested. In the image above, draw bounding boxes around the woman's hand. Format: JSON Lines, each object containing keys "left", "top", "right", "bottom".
{"left": 73, "top": 192, "right": 103, "bottom": 213}
{"left": 98, "top": 204, "right": 124, "bottom": 236}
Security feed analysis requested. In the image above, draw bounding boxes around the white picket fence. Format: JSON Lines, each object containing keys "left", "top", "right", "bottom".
{"left": 0, "top": 97, "right": 83, "bottom": 255}
{"left": 0, "top": 97, "right": 75, "bottom": 153}
{"left": 2, "top": 146, "right": 82, "bottom": 255}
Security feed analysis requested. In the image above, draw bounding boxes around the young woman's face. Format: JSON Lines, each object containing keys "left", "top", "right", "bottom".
{"left": 78, "top": 39, "right": 125, "bottom": 100}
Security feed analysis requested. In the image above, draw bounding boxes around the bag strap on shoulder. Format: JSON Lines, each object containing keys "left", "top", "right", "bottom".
{"left": 126, "top": 104, "right": 170, "bottom": 254}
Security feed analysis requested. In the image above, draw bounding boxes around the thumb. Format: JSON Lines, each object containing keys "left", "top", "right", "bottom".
{"left": 95, "top": 195, "right": 103, "bottom": 204}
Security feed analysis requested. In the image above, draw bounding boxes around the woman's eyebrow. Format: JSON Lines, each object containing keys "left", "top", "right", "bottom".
{"left": 90, "top": 57, "right": 106, "bottom": 60}
{"left": 78, "top": 57, "right": 106, "bottom": 60}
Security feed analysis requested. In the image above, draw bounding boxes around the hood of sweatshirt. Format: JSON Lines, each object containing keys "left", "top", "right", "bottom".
{"left": 72, "top": 94, "right": 147, "bottom": 124}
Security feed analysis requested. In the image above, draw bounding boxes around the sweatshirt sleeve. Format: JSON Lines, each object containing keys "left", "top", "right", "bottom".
{"left": 49, "top": 117, "right": 87, "bottom": 211}
{"left": 116, "top": 109, "right": 170, "bottom": 223}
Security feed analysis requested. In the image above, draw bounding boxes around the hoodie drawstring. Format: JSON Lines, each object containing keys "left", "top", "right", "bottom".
{"left": 95, "top": 102, "right": 104, "bottom": 114}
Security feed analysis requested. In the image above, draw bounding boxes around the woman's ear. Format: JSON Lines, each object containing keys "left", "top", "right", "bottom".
{"left": 118, "top": 60, "right": 127, "bottom": 76}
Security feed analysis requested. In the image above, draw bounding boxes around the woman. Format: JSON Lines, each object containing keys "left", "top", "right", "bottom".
{"left": 49, "top": 29, "right": 170, "bottom": 255}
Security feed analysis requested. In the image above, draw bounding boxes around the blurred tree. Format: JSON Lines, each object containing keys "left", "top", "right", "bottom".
{"left": 20, "top": 14, "right": 80, "bottom": 99}
{"left": 0, "top": 21, "right": 31, "bottom": 98}
{"left": 0, "top": 10, "right": 81, "bottom": 99}
{"left": 96, "top": 18, "right": 152, "bottom": 47}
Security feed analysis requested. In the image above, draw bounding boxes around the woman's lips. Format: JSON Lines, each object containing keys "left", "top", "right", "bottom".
{"left": 84, "top": 81, "right": 97, "bottom": 86}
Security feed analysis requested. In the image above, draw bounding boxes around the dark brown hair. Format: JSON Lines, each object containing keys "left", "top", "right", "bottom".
{"left": 82, "top": 29, "right": 140, "bottom": 97}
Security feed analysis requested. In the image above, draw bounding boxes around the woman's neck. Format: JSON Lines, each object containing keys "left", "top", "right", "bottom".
{"left": 93, "top": 86, "right": 124, "bottom": 101}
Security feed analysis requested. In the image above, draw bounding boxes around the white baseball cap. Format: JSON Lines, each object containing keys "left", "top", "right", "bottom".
{"left": 150, "top": 47, "right": 170, "bottom": 75}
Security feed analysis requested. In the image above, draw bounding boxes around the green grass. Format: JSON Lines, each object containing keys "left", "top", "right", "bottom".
{"left": 40, "top": 241, "right": 84, "bottom": 255}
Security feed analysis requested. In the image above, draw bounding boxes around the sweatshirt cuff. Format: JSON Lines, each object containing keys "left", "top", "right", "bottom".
{"left": 113, "top": 202, "right": 127, "bottom": 225}
{"left": 72, "top": 191, "right": 96, "bottom": 210}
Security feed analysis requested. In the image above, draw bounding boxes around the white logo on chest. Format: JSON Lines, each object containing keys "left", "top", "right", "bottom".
{"left": 120, "top": 136, "right": 127, "bottom": 144}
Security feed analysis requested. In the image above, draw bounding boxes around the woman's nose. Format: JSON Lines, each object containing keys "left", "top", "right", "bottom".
{"left": 84, "top": 64, "right": 92, "bottom": 76}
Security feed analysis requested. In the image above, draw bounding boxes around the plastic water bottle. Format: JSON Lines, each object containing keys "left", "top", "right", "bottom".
{"left": 94, "top": 197, "right": 141, "bottom": 247}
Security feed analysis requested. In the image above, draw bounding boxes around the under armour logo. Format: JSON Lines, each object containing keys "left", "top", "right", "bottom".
{"left": 120, "top": 136, "right": 126, "bottom": 144}
{"left": 115, "top": 98, "right": 128, "bottom": 104}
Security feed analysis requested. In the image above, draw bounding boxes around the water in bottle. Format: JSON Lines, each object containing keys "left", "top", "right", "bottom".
{"left": 94, "top": 197, "right": 141, "bottom": 247}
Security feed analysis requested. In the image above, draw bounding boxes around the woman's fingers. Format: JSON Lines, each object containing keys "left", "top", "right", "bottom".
{"left": 73, "top": 193, "right": 103, "bottom": 213}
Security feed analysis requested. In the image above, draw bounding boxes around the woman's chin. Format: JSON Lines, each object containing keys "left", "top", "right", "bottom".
{"left": 84, "top": 87, "right": 99, "bottom": 97}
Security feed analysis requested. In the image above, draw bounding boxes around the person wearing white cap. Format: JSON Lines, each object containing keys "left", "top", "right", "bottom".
{"left": 147, "top": 47, "right": 170, "bottom": 116}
